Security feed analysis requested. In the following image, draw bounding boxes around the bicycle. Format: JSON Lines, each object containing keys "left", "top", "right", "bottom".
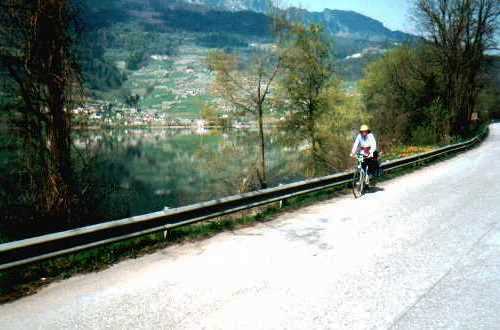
{"left": 352, "top": 153, "right": 370, "bottom": 198}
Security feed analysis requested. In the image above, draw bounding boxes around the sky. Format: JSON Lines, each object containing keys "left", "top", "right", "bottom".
{"left": 285, "top": 0, "right": 416, "bottom": 33}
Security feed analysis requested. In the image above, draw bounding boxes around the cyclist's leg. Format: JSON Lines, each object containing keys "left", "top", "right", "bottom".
{"left": 368, "top": 158, "right": 376, "bottom": 176}
{"left": 371, "top": 152, "right": 380, "bottom": 176}
{"left": 362, "top": 159, "right": 370, "bottom": 185}
{"left": 362, "top": 158, "right": 369, "bottom": 172}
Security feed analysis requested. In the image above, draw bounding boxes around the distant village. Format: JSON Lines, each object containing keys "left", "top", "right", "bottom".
{"left": 73, "top": 47, "right": 235, "bottom": 128}
{"left": 73, "top": 44, "right": 292, "bottom": 130}
{"left": 71, "top": 100, "right": 251, "bottom": 129}
{"left": 73, "top": 102, "right": 201, "bottom": 127}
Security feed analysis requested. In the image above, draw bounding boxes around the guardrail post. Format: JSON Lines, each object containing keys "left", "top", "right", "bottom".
{"left": 417, "top": 156, "right": 424, "bottom": 167}
{"left": 163, "top": 206, "right": 171, "bottom": 239}
{"left": 278, "top": 184, "right": 285, "bottom": 208}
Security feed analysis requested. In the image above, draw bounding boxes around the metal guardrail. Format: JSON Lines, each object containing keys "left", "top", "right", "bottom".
{"left": 0, "top": 126, "right": 489, "bottom": 271}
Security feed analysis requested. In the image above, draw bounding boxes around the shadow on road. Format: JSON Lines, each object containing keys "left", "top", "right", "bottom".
{"left": 365, "top": 186, "right": 385, "bottom": 194}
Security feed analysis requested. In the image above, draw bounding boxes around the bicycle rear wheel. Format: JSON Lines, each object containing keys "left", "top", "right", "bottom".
{"left": 352, "top": 168, "right": 365, "bottom": 198}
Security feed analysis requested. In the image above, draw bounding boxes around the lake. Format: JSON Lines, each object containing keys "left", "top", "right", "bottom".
{"left": 0, "top": 126, "right": 353, "bottom": 240}
{"left": 73, "top": 127, "right": 326, "bottom": 219}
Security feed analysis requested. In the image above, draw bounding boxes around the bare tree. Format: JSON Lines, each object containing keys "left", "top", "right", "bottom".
{"left": 414, "top": 0, "right": 500, "bottom": 134}
{"left": 0, "top": 0, "right": 82, "bottom": 220}
{"left": 207, "top": 48, "right": 282, "bottom": 189}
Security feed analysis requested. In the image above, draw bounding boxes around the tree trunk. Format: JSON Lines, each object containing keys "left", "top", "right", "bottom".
{"left": 307, "top": 100, "right": 320, "bottom": 176}
{"left": 46, "top": 51, "right": 74, "bottom": 220}
{"left": 257, "top": 102, "right": 267, "bottom": 189}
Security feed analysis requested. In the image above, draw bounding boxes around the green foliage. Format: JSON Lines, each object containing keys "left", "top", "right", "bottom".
{"left": 314, "top": 91, "right": 370, "bottom": 171}
{"left": 156, "top": 7, "right": 272, "bottom": 37}
{"left": 360, "top": 44, "right": 498, "bottom": 147}
{"left": 359, "top": 45, "right": 447, "bottom": 147}
{"left": 477, "top": 85, "right": 500, "bottom": 121}
{"left": 200, "top": 103, "right": 219, "bottom": 124}
{"left": 80, "top": 0, "right": 130, "bottom": 29}
{"left": 126, "top": 50, "right": 146, "bottom": 71}
{"left": 81, "top": 57, "right": 127, "bottom": 91}
{"left": 336, "top": 52, "right": 385, "bottom": 81}
{"left": 275, "top": 22, "right": 371, "bottom": 174}
{"left": 278, "top": 23, "right": 341, "bottom": 175}
{"left": 281, "top": 24, "right": 336, "bottom": 115}
{"left": 196, "top": 33, "right": 248, "bottom": 48}
{"left": 477, "top": 56, "right": 500, "bottom": 121}
{"left": 124, "top": 94, "right": 141, "bottom": 109}
{"left": 410, "top": 125, "right": 438, "bottom": 146}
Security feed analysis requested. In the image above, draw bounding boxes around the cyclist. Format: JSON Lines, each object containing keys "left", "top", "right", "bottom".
{"left": 350, "top": 125, "right": 379, "bottom": 183}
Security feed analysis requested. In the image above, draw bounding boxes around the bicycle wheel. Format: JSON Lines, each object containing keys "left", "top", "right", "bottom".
{"left": 352, "top": 167, "right": 365, "bottom": 198}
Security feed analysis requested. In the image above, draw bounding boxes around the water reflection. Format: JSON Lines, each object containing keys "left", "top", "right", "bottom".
{"left": 0, "top": 126, "right": 353, "bottom": 239}
{"left": 75, "top": 127, "right": 316, "bottom": 219}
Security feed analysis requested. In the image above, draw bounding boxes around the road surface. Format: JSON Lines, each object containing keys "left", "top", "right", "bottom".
{"left": 1, "top": 124, "right": 499, "bottom": 330}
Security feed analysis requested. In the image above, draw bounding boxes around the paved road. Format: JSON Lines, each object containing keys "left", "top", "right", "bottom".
{"left": 1, "top": 124, "right": 499, "bottom": 330}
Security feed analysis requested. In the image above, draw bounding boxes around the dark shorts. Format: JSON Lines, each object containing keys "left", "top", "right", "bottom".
{"left": 362, "top": 151, "right": 380, "bottom": 176}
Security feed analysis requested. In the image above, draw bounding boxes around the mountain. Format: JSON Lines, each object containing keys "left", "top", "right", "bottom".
{"left": 286, "top": 8, "right": 414, "bottom": 42}
{"left": 183, "top": 0, "right": 272, "bottom": 12}
{"left": 181, "top": 0, "right": 414, "bottom": 42}
{"left": 77, "top": 0, "right": 418, "bottom": 99}
{"left": 156, "top": 6, "right": 271, "bottom": 37}
{"left": 88, "top": 1, "right": 414, "bottom": 43}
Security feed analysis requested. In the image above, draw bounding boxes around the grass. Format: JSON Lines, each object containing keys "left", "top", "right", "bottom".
{"left": 169, "top": 96, "right": 205, "bottom": 119}
{"left": 382, "top": 145, "right": 436, "bottom": 161}
{"left": 140, "top": 91, "right": 176, "bottom": 109}
{"left": 0, "top": 126, "right": 489, "bottom": 304}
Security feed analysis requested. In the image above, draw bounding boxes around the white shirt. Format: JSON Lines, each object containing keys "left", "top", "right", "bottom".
{"left": 351, "top": 133, "right": 377, "bottom": 156}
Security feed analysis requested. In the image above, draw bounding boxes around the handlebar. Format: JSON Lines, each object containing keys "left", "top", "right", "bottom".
{"left": 352, "top": 153, "right": 372, "bottom": 159}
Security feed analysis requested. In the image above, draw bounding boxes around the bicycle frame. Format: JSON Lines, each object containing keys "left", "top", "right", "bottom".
{"left": 353, "top": 153, "right": 366, "bottom": 198}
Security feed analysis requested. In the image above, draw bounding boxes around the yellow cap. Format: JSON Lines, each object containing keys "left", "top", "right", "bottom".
{"left": 360, "top": 124, "right": 369, "bottom": 132}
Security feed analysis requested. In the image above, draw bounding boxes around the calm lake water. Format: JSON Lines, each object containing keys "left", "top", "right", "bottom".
{"left": 0, "top": 126, "right": 354, "bottom": 240}
{"left": 73, "top": 127, "right": 321, "bottom": 219}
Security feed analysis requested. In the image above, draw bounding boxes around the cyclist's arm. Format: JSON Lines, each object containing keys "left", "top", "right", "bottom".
{"left": 351, "top": 135, "right": 360, "bottom": 156}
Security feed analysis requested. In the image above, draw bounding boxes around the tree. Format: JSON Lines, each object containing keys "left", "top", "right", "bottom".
{"left": 207, "top": 47, "right": 282, "bottom": 189}
{"left": 0, "top": 0, "right": 82, "bottom": 220}
{"left": 414, "top": 0, "right": 500, "bottom": 134}
{"left": 360, "top": 45, "right": 449, "bottom": 146}
{"left": 126, "top": 50, "right": 145, "bottom": 71}
{"left": 279, "top": 23, "right": 337, "bottom": 175}
{"left": 125, "top": 94, "right": 141, "bottom": 110}
{"left": 200, "top": 103, "right": 219, "bottom": 126}
{"left": 477, "top": 55, "right": 500, "bottom": 121}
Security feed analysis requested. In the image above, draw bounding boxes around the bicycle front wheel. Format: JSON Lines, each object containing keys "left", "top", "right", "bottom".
{"left": 352, "top": 168, "right": 364, "bottom": 198}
